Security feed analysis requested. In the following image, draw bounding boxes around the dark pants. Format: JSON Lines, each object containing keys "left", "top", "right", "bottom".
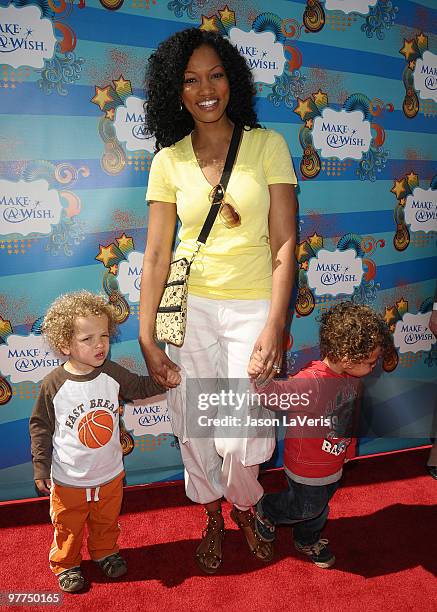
{"left": 260, "top": 474, "right": 340, "bottom": 546}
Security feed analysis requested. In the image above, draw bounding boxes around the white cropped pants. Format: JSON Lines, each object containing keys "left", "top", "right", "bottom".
{"left": 167, "top": 294, "right": 275, "bottom": 510}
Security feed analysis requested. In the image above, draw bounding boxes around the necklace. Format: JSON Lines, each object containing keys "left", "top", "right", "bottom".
{"left": 194, "top": 153, "right": 225, "bottom": 171}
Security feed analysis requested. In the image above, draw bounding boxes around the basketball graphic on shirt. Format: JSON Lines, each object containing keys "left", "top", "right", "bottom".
{"left": 78, "top": 410, "right": 114, "bottom": 448}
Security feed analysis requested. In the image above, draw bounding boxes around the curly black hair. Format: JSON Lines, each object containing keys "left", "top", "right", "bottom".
{"left": 319, "top": 301, "right": 393, "bottom": 364}
{"left": 145, "top": 28, "right": 260, "bottom": 150}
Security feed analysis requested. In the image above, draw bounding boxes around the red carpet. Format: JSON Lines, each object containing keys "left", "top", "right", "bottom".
{"left": 1, "top": 448, "right": 436, "bottom": 612}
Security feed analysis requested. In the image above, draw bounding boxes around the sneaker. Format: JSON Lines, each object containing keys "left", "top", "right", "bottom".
{"left": 427, "top": 466, "right": 437, "bottom": 480}
{"left": 58, "top": 567, "right": 85, "bottom": 593}
{"left": 254, "top": 500, "right": 276, "bottom": 543}
{"left": 294, "top": 538, "right": 335, "bottom": 568}
{"left": 96, "top": 552, "right": 127, "bottom": 578}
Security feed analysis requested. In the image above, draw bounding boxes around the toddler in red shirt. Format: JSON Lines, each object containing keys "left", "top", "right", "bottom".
{"left": 249, "top": 302, "right": 392, "bottom": 568}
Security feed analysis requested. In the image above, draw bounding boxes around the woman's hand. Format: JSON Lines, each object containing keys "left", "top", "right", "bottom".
{"left": 139, "top": 201, "right": 178, "bottom": 387}
{"left": 140, "top": 340, "right": 181, "bottom": 388}
{"left": 249, "top": 182, "right": 296, "bottom": 385}
{"left": 248, "top": 321, "right": 284, "bottom": 384}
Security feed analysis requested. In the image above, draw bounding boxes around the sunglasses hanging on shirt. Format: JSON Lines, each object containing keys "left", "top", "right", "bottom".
{"left": 208, "top": 184, "right": 241, "bottom": 229}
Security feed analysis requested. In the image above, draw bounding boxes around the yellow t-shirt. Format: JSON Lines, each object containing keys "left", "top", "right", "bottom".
{"left": 146, "top": 128, "right": 297, "bottom": 300}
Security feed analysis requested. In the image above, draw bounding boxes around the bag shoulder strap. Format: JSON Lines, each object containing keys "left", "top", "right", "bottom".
{"left": 196, "top": 124, "right": 243, "bottom": 246}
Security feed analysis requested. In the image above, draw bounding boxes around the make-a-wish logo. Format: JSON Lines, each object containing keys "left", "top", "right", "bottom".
{"left": 413, "top": 50, "right": 437, "bottom": 103}
{"left": 228, "top": 28, "right": 286, "bottom": 85}
{"left": 197, "top": 8, "right": 305, "bottom": 108}
{"left": 307, "top": 249, "right": 363, "bottom": 297}
{"left": 391, "top": 173, "right": 437, "bottom": 251}
{"left": 0, "top": 179, "right": 62, "bottom": 237}
{"left": 294, "top": 92, "right": 388, "bottom": 180}
{"left": 404, "top": 186, "right": 437, "bottom": 233}
{"left": 400, "top": 32, "right": 431, "bottom": 118}
{"left": 113, "top": 96, "right": 155, "bottom": 153}
{"left": 295, "top": 232, "right": 381, "bottom": 316}
{"left": 385, "top": 298, "right": 436, "bottom": 367}
{"left": 0, "top": 334, "right": 63, "bottom": 383}
{"left": 312, "top": 108, "right": 372, "bottom": 161}
{"left": 117, "top": 250, "right": 143, "bottom": 302}
{"left": 123, "top": 396, "right": 171, "bottom": 437}
{"left": 0, "top": 5, "right": 56, "bottom": 69}
{"left": 92, "top": 76, "right": 155, "bottom": 175}
{"left": 394, "top": 312, "right": 435, "bottom": 354}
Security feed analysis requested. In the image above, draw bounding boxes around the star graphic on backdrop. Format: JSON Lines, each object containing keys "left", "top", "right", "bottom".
{"left": 396, "top": 298, "right": 408, "bottom": 314}
{"left": 416, "top": 32, "right": 428, "bottom": 48}
{"left": 96, "top": 244, "right": 117, "bottom": 267}
{"left": 294, "top": 98, "right": 312, "bottom": 120}
{"left": 0, "top": 317, "right": 12, "bottom": 337}
{"left": 296, "top": 241, "right": 309, "bottom": 261}
{"left": 105, "top": 108, "right": 115, "bottom": 120}
{"left": 109, "top": 264, "right": 118, "bottom": 275}
{"left": 219, "top": 5, "right": 236, "bottom": 24}
{"left": 384, "top": 306, "right": 397, "bottom": 324}
{"left": 313, "top": 90, "right": 328, "bottom": 107}
{"left": 117, "top": 233, "right": 134, "bottom": 252}
{"left": 406, "top": 172, "right": 418, "bottom": 186}
{"left": 308, "top": 232, "right": 323, "bottom": 251}
{"left": 113, "top": 75, "right": 131, "bottom": 92}
{"left": 200, "top": 15, "right": 218, "bottom": 31}
{"left": 400, "top": 39, "right": 416, "bottom": 60}
{"left": 92, "top": 86, "right": 113, "bottom": 110}
{"left": 391, "top": 178, "right": 406, "bottom": 199}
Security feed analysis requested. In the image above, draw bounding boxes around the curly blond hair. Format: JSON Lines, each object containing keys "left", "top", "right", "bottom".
{"left": 319, "top": 301, "right": 392, "bottom": 364}
{"left": 42, "top": 291, "right": 118, "bottom": 352}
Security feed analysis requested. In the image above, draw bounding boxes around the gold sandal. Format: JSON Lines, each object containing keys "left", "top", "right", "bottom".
{"left": 230, "top": 506, "right": 274, "bottom": 562}
{"left": 195, "top": 508, "right": 225, "bottom": 575}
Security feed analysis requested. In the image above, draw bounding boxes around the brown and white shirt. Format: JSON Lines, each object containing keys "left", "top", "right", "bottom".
{"left": 29, "top": 361, "right": 164, "bottom": 487}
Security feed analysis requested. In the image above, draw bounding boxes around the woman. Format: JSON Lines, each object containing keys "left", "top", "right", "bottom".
{"left": 139, "top": 28, "right": 298, "bottom": 574}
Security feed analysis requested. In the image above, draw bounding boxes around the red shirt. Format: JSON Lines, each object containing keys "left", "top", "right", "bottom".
{"left": 254, "top": 361, "right": 360, "bottom": 485}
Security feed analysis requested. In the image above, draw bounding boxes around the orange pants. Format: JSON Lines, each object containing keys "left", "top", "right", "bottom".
{"left": 49, "top": 472, "right": 124, "bottom": 575}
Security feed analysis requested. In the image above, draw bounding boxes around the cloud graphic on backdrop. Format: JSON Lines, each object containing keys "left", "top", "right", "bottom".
{"left": 0, "top": 179, "right": 62, "bottom": 237}
{"left": 324, "top": 0, "right": 377, "bottom": 15}
{"left": 114, "top": 96, "right": 156, "bottom": 153}
{"left": 394, "top": 313, "right": 436, "bottom": 354}
{"left": 228, "top": 28, "right": 286, "bottom": 85}
{"left": 117, "top": 251, "right": 143, "bottom": 302}
{"left": 312, "top": 108, "right": 372, "bottom": 161}
{"left": 124, "top": 396, "right": 172, "bottom": 437}
{"left": 413, "top": 50, "right": 437, "bottom": 103}
{"left": 0, "top": 334, "right": 64, "bottom": 383}
{"left": 404, "top": 187, "right": 437, "bottom": 233}
{"left": 307, "top": 248, "right": 364, "bottom": 297}
{"left": 0, "top": 5, "right": 56, "bottom": 69}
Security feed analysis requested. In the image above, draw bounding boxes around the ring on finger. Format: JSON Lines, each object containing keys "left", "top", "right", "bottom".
{"left": 272, "top": 364, "right": 281, "bottom": 372}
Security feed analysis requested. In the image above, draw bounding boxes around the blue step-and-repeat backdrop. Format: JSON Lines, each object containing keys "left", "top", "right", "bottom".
{"left": 0, "top": 0, "right": 436, "bottom": 501}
